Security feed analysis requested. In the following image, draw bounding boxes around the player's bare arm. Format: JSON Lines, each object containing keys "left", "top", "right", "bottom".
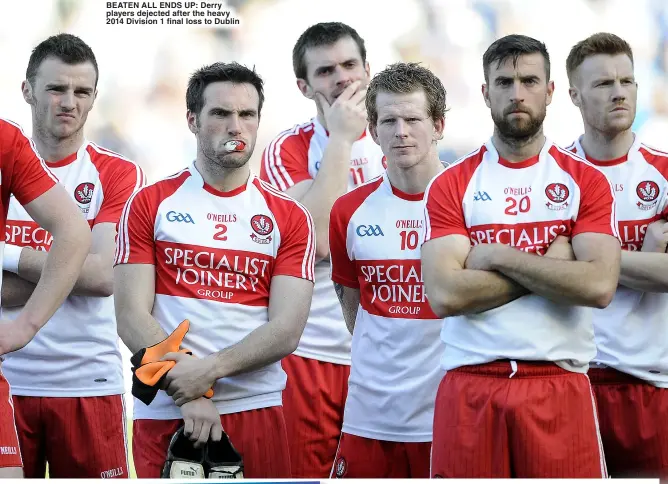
{"left": 162, "top": 275, "right": 314, "bottom": 406}
{"left": 422, "top": 234, "right": 529, "bottom": 318}
{"left": 114, "top": 263, "right": 168, "bottom": 353}
{"left": 480, "top": 232, "right": 620, "bottom": 308}
{"left": 333, "top": 282, "right": 360, "bottom": 334}
{"left": 286, "top": 81, "right": 367, "bottom": 261}
{"left": 3, "top": 223, "right": 117, "bottom": 305}
{"left": 0, "top": 184, "right": 91, "bottom": 355}
{"left": 1, "top": 271, "right": 37, "bottom": 307}
{"left": 617, "top": 219, "right": 668, "bottom": 292}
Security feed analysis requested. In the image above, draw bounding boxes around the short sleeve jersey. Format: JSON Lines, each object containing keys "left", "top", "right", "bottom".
{"left": 115, "top": 164, "right": 316, "bottom": 419}
{"left": 423, "top": 138, "right": 617, "bottom": 373}
{"left": 2, "top": 141, "right": 145, "bottom": 397}
{"left": 330, "top": 172, "right": 444, "bottom": 442}
{"left": 260, "top": 118, "right": 385, "bottom": 365}
{"left": 569, "top": 135, "right": 668, "bottom": 386}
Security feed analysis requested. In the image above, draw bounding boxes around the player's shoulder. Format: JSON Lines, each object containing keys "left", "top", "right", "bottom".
{"left": 265, "top": 120, "right": 315, "bottom": 150}
{"left": 0, "top": 118, "right": 28, "bottom": 145}
{"left": 85, "top": 142, "right": 138, "bottom": 169}
{"left": 130, "top": 167, "right": 190, "bottom": 206}
{"left": 547, "top": 142, "right": 607, "bottom": 180}
{"left": 428, "top": 145, "right": 486, "bottom": 189}
{"left": 637, "top": 141, "right": 668, "bottom": 172}
{"left": 333, "top": 174, "right": 384, "bottom": 213}
{"left": 252, "top": 176, "right": 312, "bottom": 220}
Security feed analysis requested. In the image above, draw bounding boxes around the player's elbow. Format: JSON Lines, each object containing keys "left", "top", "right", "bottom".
{"left": 426, "top": 289, "right": 464, "bottom": 318}
{"left": 88, "top": 273, "right": 114, "bottom": 297}
{"left": 588, "top": 282, "right": 616, "bottom": 309}
{"left": 314, "top": 237, "right": 329, "bottom": 262}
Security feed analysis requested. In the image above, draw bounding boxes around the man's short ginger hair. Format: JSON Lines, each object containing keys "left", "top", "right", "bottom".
{"left": 566, "top": 33, "right": 634, "bottom": 85}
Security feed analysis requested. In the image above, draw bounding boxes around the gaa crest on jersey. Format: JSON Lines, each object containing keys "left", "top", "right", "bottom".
{"left": 545, "top": 183, "right": 570, "bottom": 211}
{"left": 250, "top": 214, "right": 273, "bottom": 244}
{"left": 74, "top": 182, "right": 94, "bottom": 213}
{"left": 636, "top": 180, "right": 660, "bottom": 211}
{"left": 334, "top": 457, "right": 347, "bottom": 478}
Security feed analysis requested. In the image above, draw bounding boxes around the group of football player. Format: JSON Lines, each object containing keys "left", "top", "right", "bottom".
{"left": 0, "top": 19, "right": 665, "bottom": 480}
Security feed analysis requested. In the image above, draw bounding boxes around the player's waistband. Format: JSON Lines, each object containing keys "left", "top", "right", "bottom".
{"left": 588, "top": 366, "right": 645, "bottom": 385}
{"left": 450, "top": 359, "right": 572, "bottom": 378}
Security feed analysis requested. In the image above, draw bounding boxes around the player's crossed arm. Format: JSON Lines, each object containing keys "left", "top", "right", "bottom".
{"left": 421, "top": 234, "right": 529, "bottom": 318}
{"left": 618, "top": 219, "right": 668, "bottom": 292}
{"left": 334, "top": 282, "right": 360, "bottom": 334}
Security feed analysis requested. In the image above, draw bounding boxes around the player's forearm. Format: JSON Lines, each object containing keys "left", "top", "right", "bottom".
{"left": 491, "top": 246, "right": 616, "bottom": 308}
{"left": 426, "top": 269, "right": 528, "bottom": 318}
{"left": 334, "top": 282, "right": 360, "bottom": 334}
{"left": 618, "top": 250, "right": 668, "bottom": 292}
{"left": 297, "top": 137, "right": 353, "bottom": 260}
{"left": 116, "top": 308, "right": 169, "bottom": 354}
{"left": 17, "top": 247, "right": 113, "bottom": 297}
{"left": 14, "top": 224, "right": 90, "bottom": 332}
{"left": 207, "top": 317, "right": 304, "bottom": 381}
{"left": 1, "top": 271, "right": 35, "bottom": 307}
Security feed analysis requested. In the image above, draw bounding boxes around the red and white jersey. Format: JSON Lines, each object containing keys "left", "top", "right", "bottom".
{"left": 2, "top": 140, "right": 145, "bottom": 397}
{"left": 330, "top": 172, "right": 443, "bottom": 442}
{"left": 0, "top": 119, "right": 57, "bottom": 306}
{"left": 115, "top": 164, "right": 316, "bottom": 419}
{"left": 569, "top": 135, "right": 668, "bottom": 386}
{"left": 424, "top": 138, "right": 617, "bottom": 373}
{"left": 261, "top": 118, "right": 385, "bottom": 365}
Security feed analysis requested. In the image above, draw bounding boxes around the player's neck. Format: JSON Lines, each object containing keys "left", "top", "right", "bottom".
{"left": 194, "top": 158, "right": 250, "bottom": 193}
{"left": 580, "top": 128, "right": 634, "bottom": 161}
{"left": 316, "top": 111, "right": 327, "bottom": 131}
{"left": 386, "top": 153, "right": 444, "bottom": 195}
{"left": 491, "top": 127, "right": 545, "bottom": 162}
{"left": 31, "top": 130, "right": 84, "bottom": 163}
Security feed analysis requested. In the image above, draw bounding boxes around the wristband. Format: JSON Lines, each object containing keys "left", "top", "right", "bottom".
{"left": 3, "top": 244, "right": 23, "bottom": 274}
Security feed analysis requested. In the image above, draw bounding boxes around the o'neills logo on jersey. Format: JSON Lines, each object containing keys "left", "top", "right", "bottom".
{"left": 636, "top": 181, "right": 660, "bottom": 211}
{"left": 250, "top": 214, "right": 274, "bottom": 244}
{"left": 545, "top": 183, "right": 570, "bottom": 210}
{"left": 618, "top": 216, "right": 656, "bottom": 251}
{"left": 6, "top": 221, "right": 52, "bottom": 251}
{"left": 357, "top": 259, "right": 438, "bottom": 319}
{"left": 155, "top": 242, "right": 273, "bottom": 305}
{"left": 469, "top": 220, "right": 571, "bottom": 255}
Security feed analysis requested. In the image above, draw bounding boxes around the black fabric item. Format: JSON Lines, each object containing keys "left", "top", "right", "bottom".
{"left": 161, "top": 427, "right": 206, "bottom": 479}
{"left": 204, "top": 432, "right": 244, "bottom": 479}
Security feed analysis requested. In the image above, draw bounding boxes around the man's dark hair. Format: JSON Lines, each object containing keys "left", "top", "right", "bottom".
{"left": 366, "top": 62, "right": 447, "bottom": 127}
{"left": 566, "top": 33, "right": 634, "bottom": 85}
{"left": 186, "top": 62, "right": 265, "bottom": 116}
{"left": 483, "top": 34, "right": 550, "bottom": 83}
{"left": 292, "top": 22, "right": 366, "bottom": 80}
{"left": 26, "top": 33, "right": 99, "bottom": 87}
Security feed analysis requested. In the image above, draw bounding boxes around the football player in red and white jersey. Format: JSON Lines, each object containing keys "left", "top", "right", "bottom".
{"left": 1, "top": 34, "right": 145, "bottom": 478}
{"left": 422, "top": 34, "right": 621, "bottom": 478}
{"left": 114, "top": 62, "right": 315, "bottom": 478}
{"left": 0, "top": 120, "right": 91, "bottom": 478}
{"left": 328, "top": 63, "right": 445, "bottom": 478}
{"left": 566, "top": 33, "right": 668, "bottom": 478}
{"left": 260, "top": 22, "right": 385, "bottom": 478}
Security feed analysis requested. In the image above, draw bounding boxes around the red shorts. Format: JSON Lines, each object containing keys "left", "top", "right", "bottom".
{"left": 12, "top": 394, "right": 128, "bottom": 478}
{"left": 589, "top": 367, "right": 668, "bottom": 478}
{"left": 0, "top": 372, "right": 22, "bottom": 469}
{"left": 331, "top": 432, "right": 430, "bottom": 478}
{"left": 281, "top": 354, "right": 350, "bottom": 478}
{"left": 431, "top": 360, "right": 606, "bottom": 478}
{"left": 133, "top": 405, "right": 291, "bottom": 478}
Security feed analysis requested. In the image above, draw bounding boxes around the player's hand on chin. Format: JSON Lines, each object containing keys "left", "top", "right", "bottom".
{"left": 0, "top": 320, "right": 37, "bottom": 356}
{"left": 641, "top": 219, "right": 668, "bottom": 253}
{"left": 179, "top": 397, "right": 223, "bottom": 448}
{"left": 162, "top": 351, "right": 217, "bottom": 406}
{"left": 545, "top": 235, "right": 575, "bottom": 260}
{"left": 464, "top": 243, "right": 507, "bottom": 271}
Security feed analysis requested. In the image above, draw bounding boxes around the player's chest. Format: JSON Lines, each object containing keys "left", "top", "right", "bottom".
{"left": 307, "top": 139, "right": 386, "bottom": 190}
{"left": 600, "top": 163, "right": 668, "bottom": 250}
{"left": 154, "top": 194, "right": 280, "bottom": 259}
{"left": 349, "top": 199, "right": 424, "bottom": 261}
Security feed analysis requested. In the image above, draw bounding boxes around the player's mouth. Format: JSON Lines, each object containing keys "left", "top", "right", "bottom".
{"left": 611, "top": 106, "right": 628, "bottom": 112}
{"left": 56, "top": 113, "right": 76, "bottom": 120}
{"left": 223, "top": 140, "right": 246, "bottom": 152}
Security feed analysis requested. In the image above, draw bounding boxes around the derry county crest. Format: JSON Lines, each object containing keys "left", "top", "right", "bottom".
{"left": 636, "top": 180, "right": 660, "bottom": 211}
{"left": 250, "top": 214, "right": 274, "bottom": 244}
{"left": 545, "top": 183, "right": 570, "bottom": 211}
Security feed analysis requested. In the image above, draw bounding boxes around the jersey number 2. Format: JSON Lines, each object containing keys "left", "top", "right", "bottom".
{"left": 213, "top": 224, "right": 228, "bottom": 241}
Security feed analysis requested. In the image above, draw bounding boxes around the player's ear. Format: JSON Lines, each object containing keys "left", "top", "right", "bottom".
{"left": 568, "top": 86, "right": 581, "bottom": 108}
{"left": 187, "top": 110, "right": 199, "bottom": 135}
{"left": 482, "top": 83, "right": 491, "bottom": 108}
{"left": 546, "top": 80, "right": 555, "bottom": 106}
{"left": 433, "top": 116, "right": 445, "bottom": 141}
{"left": 22, "top": 80, "right": 34, "bottom": 105}
{"left": 297, "top": 79, "right": 314, "bottom": 100}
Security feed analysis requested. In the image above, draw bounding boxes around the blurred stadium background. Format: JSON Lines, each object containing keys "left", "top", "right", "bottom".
{"left": 3, "top": 0, "right": 668, "bottom": 476}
